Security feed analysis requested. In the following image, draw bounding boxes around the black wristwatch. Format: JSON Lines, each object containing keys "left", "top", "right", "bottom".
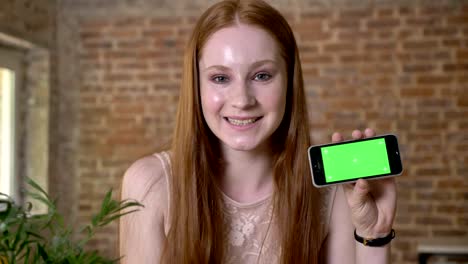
{"left": 354, "top": 229, "right": 395, "bottom": 247}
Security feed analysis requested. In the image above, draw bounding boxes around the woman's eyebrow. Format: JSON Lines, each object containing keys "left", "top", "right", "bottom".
{"left": 201, "top": 65, "right": 231, "bottom": 73}
{"left": 250, "top": 59, "right": 276, "bottom": 68}
{"left": 201, "top": 59, "right": 277, "bottom": 72}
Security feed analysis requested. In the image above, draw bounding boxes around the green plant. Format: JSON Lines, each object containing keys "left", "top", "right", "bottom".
{"left": 0, "top": 178, "right": 142, "bottom": 264}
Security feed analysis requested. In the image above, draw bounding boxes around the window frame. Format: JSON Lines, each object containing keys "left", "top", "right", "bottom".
{"left": 0, "top": 46, "right": 25, "bottom": 202}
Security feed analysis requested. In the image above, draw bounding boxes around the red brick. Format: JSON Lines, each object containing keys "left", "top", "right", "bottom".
{"left": 458, "top": 97, "right": 468, "bottom": 107}
{"left": 135, "top": 72, "right": 169, "bottom": 81}
{"left": 407, "top": 132, "right": 441, "bottom": 141}
{"left": 107, "top": 29, "right": 139, "bottom": 38}
{"left": 397, "top": 228, "right": 429, "bottom": 238}
{"left": 399, "top": 7, "right": 416, "bottom": 16}
{"left": 403, "top": 40, "right": 438, "bottom": 50}
{"left": 323, "top": 43, "right": 357, "bottom": 53}
{"left": 420, "top": 6, "right": 457, "bottom": 16}
{"left": 114, "top": 61, "right": 148, "bottom": 71}
{"left": 371, "top": 65, "right": 398, "bottom": 74}
{"left": 295, "top": 20, "right": 324, "bottom": 31}
{"left": 424, "top": 27, "right": 459, "bottom": 37}
{"left": 301, "top": 54, "right": 334, "bottom": 64}
{"left": 142, "top": 28, "right": 174, "bottom": 39}
{"left": 301, "top": 10, "right": 330, "bottom": 20}
{"left": 457, "top": 49, "right": 468, "bottom": 60}
{"left": 137, "top": 50, "right": 170, "bottom": 59}
{"left": 329, "top": 19, "right": 360, "bottom": 30}
{"left": 364, "top": 42, "right": 396, "bottom": 51}
{"left": 339, "top": 9, "right": 372, "bottom": 19}
{"left": 337, "top": 31, "right": 372, "bottom": 41}
{"left": 415, "top": 216, "right": 453, "bottom": 225}
{"left": 415, "top": 167, "right": 449, "bottom": 177}
{"left": 110, "top": 95, "right": 133, "bottom": 104}
{"left": 331, "top": 99, "right": 367, "bottom": 109}
{"left": 460, "top": 120, "right": 468, "bottom": 129}
{"left": 80, "top": 20, "right": 111, "bottom": 29}
{"left": 82, "top": 40, "right": 113, "bottom": 49}
{"left": 446, "top": 15, "right": 468, "bottom": 25}
{"left": 417, "top": 75, "right": 453, "bottom": 84}
{"left": 442, "top": 39, "right": 463, "bottom": 48}
{"left": 417, "top": 120, "right": 448, "bottom": 130}
{"left": 414, "top": 142, "right": 443, "bottom": 151}
{"left": 298, "top": 44, "right": 319, "bottom": 53}
{"left": 300, "top": 31, "right": 331, "bottom": 41}
{"left": 437, "top": 179, "right": 467, "bottom": 188}
{"left": 113, "top": 104, "right": 145, "bottom": 115}
{"left": 432, "top": 229, "right": 467, "bottom": 237}
{"left": 456, "top": 144, "right": 468, "bottom": 151}
{"left": 116, "top": 40, "right": 149, "bottom": 49}
{"left": 153, "top": 84, "right": 179, "bottom": 91}
{"left": 80, "top": 31, "right": 103, "bottom": 39}
{"left": 402, "top": 64, "right": 435, "bottom": 73}
{"left": 458, "top": 217, "right": 468, "bottom": 226}
{"left": 339, "top": 54, "right": 374, "bottom": 63}
{"left": 302, "top": 67, "right": 319, "bottom": 76}
{"left": 376, "top": 8, "right": 395, "bottom": 18}
{"left": 103, "top": 73, "right": 134, "bottom": 82}
{"left": 104, "top": 50, "right": 137, "bottom": 60}
{"left": 377, "top": 30, "right": 395, "bottom": 39}
{"left": 114, "top": 17, "right": 146, "bottom": 27}
{"left": 367, "top": 18, "right": 400, "bottom": 29}
{"left": 405, "top": 17, "right": 437, "bottom": 26}
{"left": 443, "top": 63, "right": 468, "bottom": 72}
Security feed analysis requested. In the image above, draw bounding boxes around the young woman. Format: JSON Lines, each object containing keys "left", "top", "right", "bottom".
{"left": 119, "top": 0, "right": 397, "bottom": 263}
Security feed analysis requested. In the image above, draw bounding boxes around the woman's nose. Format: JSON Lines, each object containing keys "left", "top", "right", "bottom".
{"left": 230, "top": 82, "right": 256, "bottom": 109}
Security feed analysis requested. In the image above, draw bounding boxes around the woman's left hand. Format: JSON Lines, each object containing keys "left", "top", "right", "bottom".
{"left": 332, "top": 128, "right": 397, "bottom": 238}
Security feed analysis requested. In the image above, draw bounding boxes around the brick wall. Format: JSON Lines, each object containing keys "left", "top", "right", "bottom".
{"left": 57, "top": 0, "right": 468, "bottom": 262}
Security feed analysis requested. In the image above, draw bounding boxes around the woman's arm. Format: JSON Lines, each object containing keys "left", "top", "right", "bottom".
{"left": 324, "top": 129, "right": 397, "bottom": 264}
{"left": 325, "top": 185, "right": 392, "bottom": 264}
{"left": 324, "top": 186, "right": 356, "bottom": 263}
{"left": 119, "top": 155, "right": 168, "bottom": 264}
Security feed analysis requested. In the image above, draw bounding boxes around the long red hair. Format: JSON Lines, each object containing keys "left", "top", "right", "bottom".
{"left": 165, "top": 0, "right": 323, "bottom": 262}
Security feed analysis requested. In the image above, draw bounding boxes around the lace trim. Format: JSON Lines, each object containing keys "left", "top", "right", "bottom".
{"left": 221, "top": 191, "right": 273, "bottom": 209}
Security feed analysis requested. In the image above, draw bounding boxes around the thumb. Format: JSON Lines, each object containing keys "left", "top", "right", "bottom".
{"left": 344, "top": 179, "right": 371, "bottom": 207}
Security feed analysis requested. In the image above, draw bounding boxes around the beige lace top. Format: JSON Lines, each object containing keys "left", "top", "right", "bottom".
{"left": 121, "top": 152, "right": 337, "bottom": 264}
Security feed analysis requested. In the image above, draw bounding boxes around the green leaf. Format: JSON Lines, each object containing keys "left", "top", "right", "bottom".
{"left": 1, "top": 180, "right": 143, "bottom": 264}
{"left": 98, "top": 210, "right": 141, "bottom": 227}
{"left": 37, "top": 244, "right": 48, "bottom": 261}
{"left": 24, "top": 191, "right": 54, "bottom": 210}
{"left": 25, "top": 177, "right": 50, "bottom": 199}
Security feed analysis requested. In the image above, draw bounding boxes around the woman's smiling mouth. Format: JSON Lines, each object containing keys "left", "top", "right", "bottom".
{"left": 225, "top": 116, "right": 263, "bottom": 126}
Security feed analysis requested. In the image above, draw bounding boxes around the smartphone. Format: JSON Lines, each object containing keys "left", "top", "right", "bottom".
{"left": 308, "top": 134, "right": 403, "bottom": 187}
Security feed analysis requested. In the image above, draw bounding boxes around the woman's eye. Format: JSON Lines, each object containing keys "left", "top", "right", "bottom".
{"left": 254, "top": 72, "right": 272, "bottom": 81}
{"left": 211, "top": 75, "right": 229, "bottom": 83}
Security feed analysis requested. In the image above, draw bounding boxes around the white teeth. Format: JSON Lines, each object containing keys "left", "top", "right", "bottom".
{"left": 227, "top": 117, "right": 258, "bottom": 126}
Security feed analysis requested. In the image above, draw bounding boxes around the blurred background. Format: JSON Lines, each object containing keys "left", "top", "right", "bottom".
{"left": 0, "top": 0, "right": 466, "bottom": 263}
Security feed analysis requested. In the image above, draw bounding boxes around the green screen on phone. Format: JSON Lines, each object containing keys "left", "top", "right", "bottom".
{"left": 321, "top": 138, "right": 391, "bottom": 183}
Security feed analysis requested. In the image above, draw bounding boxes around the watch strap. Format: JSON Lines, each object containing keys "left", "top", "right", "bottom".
{"left": 354, "top": 229, "right": 395, "bottom": 247}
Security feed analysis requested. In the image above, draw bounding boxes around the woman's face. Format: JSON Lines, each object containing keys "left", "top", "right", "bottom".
{"left": 199, "top": 24, "right": 287, "bottom": 152}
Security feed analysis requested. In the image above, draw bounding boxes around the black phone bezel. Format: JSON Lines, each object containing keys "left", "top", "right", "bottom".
{"left": 308, "top": 134, "right": 403, "bottom": 187}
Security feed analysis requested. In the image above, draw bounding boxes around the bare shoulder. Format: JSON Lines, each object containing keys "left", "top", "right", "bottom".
{"left": 121, "top": 153, "right": 168, "bottom": 203}
{"left": 119, "top": 153, "right": 169, "bottom": 263}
